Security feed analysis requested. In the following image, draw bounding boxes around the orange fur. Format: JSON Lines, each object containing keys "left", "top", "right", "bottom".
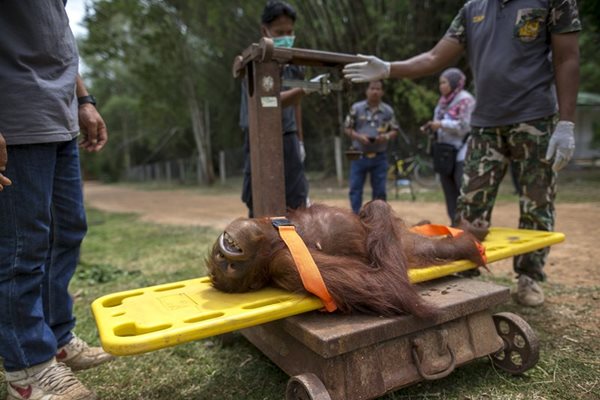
{"left": 207, "top": 200, "right": 486, "bottom": 319}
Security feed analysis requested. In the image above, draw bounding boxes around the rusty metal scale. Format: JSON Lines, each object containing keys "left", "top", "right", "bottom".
{"left": 232, "top": 38, "right": 541, "bottom": 400}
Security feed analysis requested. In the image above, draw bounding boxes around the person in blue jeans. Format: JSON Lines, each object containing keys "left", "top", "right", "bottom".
{"left": 0, "top": 1, "right": 112, "bottom": 399}
{"left": 345, "top": 80, "right": 399, "bottom": 214}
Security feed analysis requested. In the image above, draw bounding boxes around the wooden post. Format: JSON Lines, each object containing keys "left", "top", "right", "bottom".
{"left": 336, "top": 91, "right": 346, "bottom": 188}
{"left": 246, "top": 60, "right": 286, "bottom": 217}
{"left": 154, "top": 163, "right": 161, "bottom": 181}
{"left": 196, "top": 156, "right": 203, "bottom": 185}
{"left": 219, "top": 150, "right": 226, "bottom": 184}
{"left": 178, "top": 159, "right": 186, "bottom": 183}
{"left": 334, "top": 136, "right": 343, "bottom": 187}
{"left": 165, "top": 161, "right": 172, "bottom": 184}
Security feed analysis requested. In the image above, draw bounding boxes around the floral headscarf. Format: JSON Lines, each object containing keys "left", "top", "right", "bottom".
{"left": 436, "top": 68, "right": 467, "bottom": 120}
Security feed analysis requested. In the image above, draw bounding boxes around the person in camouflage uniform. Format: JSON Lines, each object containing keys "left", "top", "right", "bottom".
{"left": 344, "top": 0, "right": 581, "bottom": 307}
{"left": 460, "top": 117, "right": 557, "bottom": 283}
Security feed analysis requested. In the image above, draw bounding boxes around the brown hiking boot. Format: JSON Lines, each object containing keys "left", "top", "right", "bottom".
{"left": 56, "top": 335, "right": 114, "bottom": 372}
{"left": 5, "top": 358, "right": 97, "bottom": 400}
{"left": 514, "top": 275, "right": 545, "bottom": 307}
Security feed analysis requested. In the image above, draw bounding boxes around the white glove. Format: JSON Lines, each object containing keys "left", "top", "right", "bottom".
{"left": 545, "top": 120, "right": 575, "bottom": 172}
{"left": 342, "top": 55, "right": 391, "bottom": 83}
{"left": 303, "top": 73, "right": 330, "bottom": 95}
{"left": 299, "top": 141, "right": 306, "bottom": 162}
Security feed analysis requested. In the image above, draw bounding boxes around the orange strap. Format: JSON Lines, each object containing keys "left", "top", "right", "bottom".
{"left": 272, "top": 218, "right": 337, "bottom": 312}
{"left": 409, "top": 224, "right": 464, "bottom": 238}
{"left": 474, "top": 241, "right": 488, "bottom": 264}
{"left": 409, "top": 223, "right": 487, "bottom": 264}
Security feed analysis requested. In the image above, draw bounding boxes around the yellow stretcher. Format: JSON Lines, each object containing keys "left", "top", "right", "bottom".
{"left": 91, "top": 227, "right": 564, "bottom": 356}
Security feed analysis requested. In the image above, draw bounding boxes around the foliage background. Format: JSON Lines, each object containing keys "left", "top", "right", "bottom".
{"left": 78, "top": 0, "right": 600, "bottom": 183}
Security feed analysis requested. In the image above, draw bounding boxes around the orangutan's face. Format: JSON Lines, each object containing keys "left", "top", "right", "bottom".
{"left": 206, "top": 218, "right": 274, "bottom": 292}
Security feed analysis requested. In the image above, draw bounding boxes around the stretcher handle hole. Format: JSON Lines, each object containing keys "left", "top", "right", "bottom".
{"left": 102, "top": 292, "right": 144, "bottom": 308}
{"left": 184, "top": 312, "right": 225, "bottom": 323}
{"left": 113, "top": 322, "right": 172, "bottom": 337}
{"left": 242, "top": 297, "right": 294, "bottom": 309}
{"left": 154, "top": 284, "right": 186, "bottom": 292}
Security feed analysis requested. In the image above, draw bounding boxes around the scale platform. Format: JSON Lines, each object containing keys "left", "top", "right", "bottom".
{"left": 91, "top": 228, "right": 564, "bottom": 356}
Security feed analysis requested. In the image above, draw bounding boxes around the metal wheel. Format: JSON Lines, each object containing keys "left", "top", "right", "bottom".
{"left": 491, "top": 312, "right": 540, "bottom": 374}
{"left": 286, "top": 373, "right": 332, "bottom": 400}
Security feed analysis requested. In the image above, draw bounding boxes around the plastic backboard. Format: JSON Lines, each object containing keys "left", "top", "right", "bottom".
{"left": 91, "top": 227, "right": 564, "bottom": 355}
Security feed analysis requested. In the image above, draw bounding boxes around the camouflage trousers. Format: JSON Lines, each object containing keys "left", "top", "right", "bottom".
{"left": 456, "top": 116, "right": 557, "bottom": 281}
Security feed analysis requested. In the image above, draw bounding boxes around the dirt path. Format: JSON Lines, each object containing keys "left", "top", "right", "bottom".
{"left": 83, "top": 182, "right": 600, "bottom": 289}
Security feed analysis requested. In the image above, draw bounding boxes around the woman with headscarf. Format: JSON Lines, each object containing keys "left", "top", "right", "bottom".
{"left": 421, "top": 68, "right": 475, "bottom": 223}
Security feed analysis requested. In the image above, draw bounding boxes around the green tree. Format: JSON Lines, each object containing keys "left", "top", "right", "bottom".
{"left": 80, "top": 0, "right": 216, "bottom": 183}
{"left": 78, "top": 0, "right": 598, "bottom": 182}
{"left": 579, "top": 0, "right": 600, "bottom": 93}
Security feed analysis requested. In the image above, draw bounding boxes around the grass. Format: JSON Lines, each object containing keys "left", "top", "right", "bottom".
{"left": 392, "top": 277, "right": 600, "bottom": 400}
{"left": 1, "top": 168, "right": 599, "bottom": 399}
{"left": 2, "top": 208, "right": 597, "bottom": 399}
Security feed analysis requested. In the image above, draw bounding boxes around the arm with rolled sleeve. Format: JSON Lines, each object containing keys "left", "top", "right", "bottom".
{"left": 343, "top": 6, "right": 466, "bottom": 83}
{"left": 295, "top": 103, "right": 306, "bottom": 162}
{"left": 550, "top": 0, "right": 580, "bottom": 124}
{"left": 544, "top": 0, "right": 581, "bottom": 171}
{"left": 440, "top": 97, "right": 475, "bottom": 138}
{"left": 76, "top": 76, "right": 109, "bottom": 152}
{"left": 345, "top": 105, "right": 368, "bottom": 145}
{"left": 440, "top": 119, "right": 467, "bottom": 135}
{"left": 343, "top": 106, "right": 355, "bottom": 137}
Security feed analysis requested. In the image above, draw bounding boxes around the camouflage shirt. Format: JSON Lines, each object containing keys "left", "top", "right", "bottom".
{"left": 445, "top": 0, "right": 581, "bottom": 127}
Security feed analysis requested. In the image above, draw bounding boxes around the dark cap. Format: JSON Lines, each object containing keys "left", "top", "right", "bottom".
{"left": 261, "top": 1, "right": 297, "bottom": 24}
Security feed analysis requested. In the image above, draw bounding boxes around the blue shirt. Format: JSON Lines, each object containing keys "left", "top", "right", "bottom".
{"left": 345, "top": 100, "right": 399, "bottom": 153}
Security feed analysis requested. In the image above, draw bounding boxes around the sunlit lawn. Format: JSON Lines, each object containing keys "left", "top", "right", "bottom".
{"left": 55, "top": 202, "right": 600, "bottom": 398}
{"left": 1, "top": 166, "right": 598, "bottom": 399}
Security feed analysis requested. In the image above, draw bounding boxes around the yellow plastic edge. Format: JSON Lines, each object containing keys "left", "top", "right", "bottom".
{"left": 92, "top": 227, "right": 565, "bottom": 356}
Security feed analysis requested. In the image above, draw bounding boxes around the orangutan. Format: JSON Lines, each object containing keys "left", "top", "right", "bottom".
{"left": 206, "top": 200, "right": 487, "bottom": 319}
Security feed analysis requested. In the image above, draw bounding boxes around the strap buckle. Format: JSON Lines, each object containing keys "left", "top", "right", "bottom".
{"left": 270, "top": 217, "right": 337, "bottom": 312}
{"left": 271, "top": 217, "right": 294, "bottom": 228}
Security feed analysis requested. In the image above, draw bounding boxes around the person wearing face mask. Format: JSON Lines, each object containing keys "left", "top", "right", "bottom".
{"left": 239, "top": 0, "right": 318, "bottom": 217}
{"left": 421, "top": 68, "right": 475, "bottom": 224}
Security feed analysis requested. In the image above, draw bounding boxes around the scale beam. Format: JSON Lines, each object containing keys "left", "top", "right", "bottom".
{"left": 233, "top": 38, "right": 363, "bottom": 217}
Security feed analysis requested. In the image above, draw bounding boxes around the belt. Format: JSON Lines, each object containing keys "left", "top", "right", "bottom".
{"left": 364, "top": 152, "right": 384, "bottom": 159}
